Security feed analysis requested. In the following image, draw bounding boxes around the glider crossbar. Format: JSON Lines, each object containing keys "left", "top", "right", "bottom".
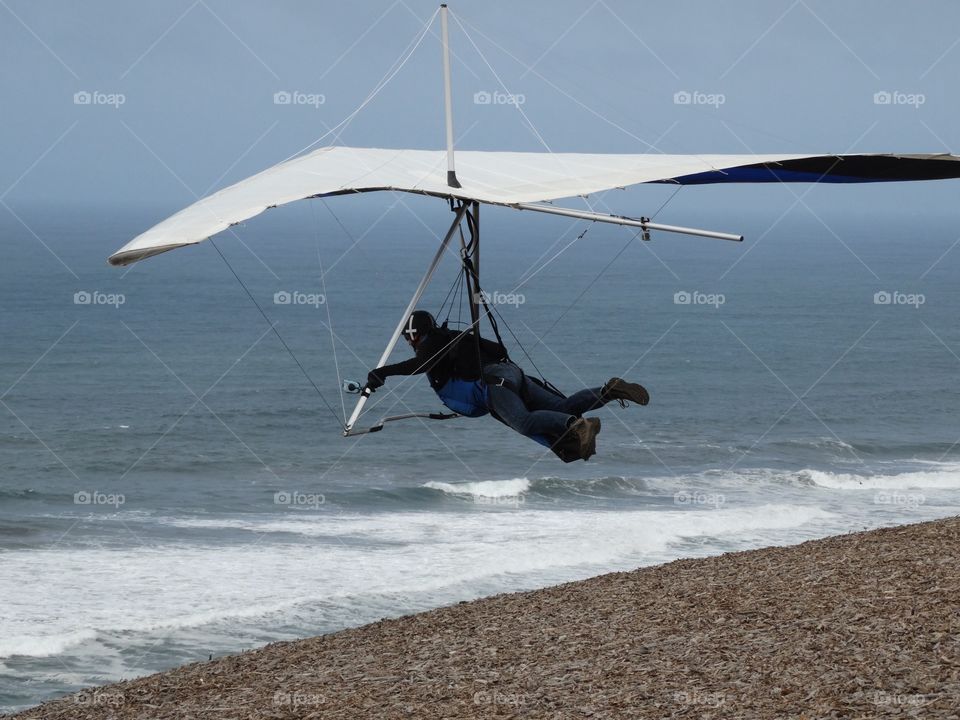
{"left": 512, "top": 202, "right": 744, "bottom": 242}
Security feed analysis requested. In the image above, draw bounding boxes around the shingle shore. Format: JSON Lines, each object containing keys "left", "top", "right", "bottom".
{"left": 11, "top": 517, "right": 960, "bottom": 719}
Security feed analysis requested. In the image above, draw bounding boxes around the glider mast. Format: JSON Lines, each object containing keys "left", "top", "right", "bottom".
{"left": 345, "top": 3, "right": 476, "bottom": 435}
{"left": 441, "top": 4, "right": 461, "bottom": 189}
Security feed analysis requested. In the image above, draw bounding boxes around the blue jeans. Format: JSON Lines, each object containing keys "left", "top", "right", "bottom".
{"left": 484, "top": 361, "right": 605, "bottom": 440}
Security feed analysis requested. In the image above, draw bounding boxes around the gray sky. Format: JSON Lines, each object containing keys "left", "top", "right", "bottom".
{"left": 1, "top": 0, "right": 958, "bottom": 214}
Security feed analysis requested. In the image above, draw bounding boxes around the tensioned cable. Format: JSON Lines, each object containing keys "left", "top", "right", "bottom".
{"left": 649, "top": 184, "right": 684, "bottom": 221}
{"left": 486, "top": 300, "right": 551, "bottom": 385}
{"left": 452, "top": 9, "right": 802, "bottom": 170}
{"left": 280, "top": 7, "right": 440, "bottom": 163}
{"left": 436, "top": 263, "right": 465, "bottom": 325}
{"left": 449, "top": 10, "right": 552, "bottom": 155}
{"left": 311, "top": 200, "right": 348, "bottom": 422}
{"left": 451, "top": 8, "right": 689, "bottom": 363}
{"left": 452, "top": 10, "right": 665, "bottom": 154}
{"left": 525, "top": 230, "right": 639, "bottom": 355}
{"left": 449, "top": 8, "right": 600, "bottom": 218}
{"left": 209, "top": 238, "right": 343, "bottom": 425}
{"left": 318, "top": 246, "right": 346, "bottom": 421}
{"left": 516, "top": 219, "right": 587, "bottom": 287}
{"left": 510, "top": 224, "right": 592, "bottom": 294}
{"left": 457, "top": 268, "right": 465, "bottom": 328}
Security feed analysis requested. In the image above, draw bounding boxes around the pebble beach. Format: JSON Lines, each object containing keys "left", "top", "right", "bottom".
{"left": 11, "top": 516, "right": 959, "bottom": 719}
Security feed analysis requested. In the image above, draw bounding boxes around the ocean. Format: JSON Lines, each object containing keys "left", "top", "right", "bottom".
{"left": 2, "top": 189, "right": 959, "bottom": 712}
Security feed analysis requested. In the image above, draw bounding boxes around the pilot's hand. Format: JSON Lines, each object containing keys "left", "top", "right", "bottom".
{"left": 365, "top": 370, "right": 385, "bottom": 392}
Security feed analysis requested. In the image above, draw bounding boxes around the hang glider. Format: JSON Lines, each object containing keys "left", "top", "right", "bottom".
{"left": 109, "top": 3, "right": 960, "bottom": 443}
{"left": 108, "top": 148, "right": 960, "bottom": 267}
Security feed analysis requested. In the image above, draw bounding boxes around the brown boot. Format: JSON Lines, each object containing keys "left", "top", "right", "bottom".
{"left": 551, "top": 417, "right": 602, "bottom": 462}
{"left": 569, "top": 417, "right": 601, "bottom": 460}
{"left": 601, "top": 377, "right": 649, "bottom": 406}
{"left": 582, "top": 417, "right": 601, "bottom": 459}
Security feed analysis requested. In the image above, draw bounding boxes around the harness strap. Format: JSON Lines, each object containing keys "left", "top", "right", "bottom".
{"left": 460, "top": 254, "right": 509, "bottom": 360}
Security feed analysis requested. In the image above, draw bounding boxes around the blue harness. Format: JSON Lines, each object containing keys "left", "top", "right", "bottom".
{"left": 435, "top": 378, "right": 489, "bottom": 418}
{"left": 436, "top": 374, "right": 553, "bottom": 449}
{"left": 433, "top": 347, "right": 558, "bottom": 450}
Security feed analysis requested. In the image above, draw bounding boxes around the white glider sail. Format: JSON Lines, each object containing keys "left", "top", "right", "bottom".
{"left": 108, "top": 148, "right": 960, "bottom": 267}
{"left": 106, "top": 1, "right": 960, "bottom": 442}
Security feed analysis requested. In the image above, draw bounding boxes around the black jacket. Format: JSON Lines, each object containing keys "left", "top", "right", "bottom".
{"left": 375, "top": 328, "right": 506, "bottom": 391}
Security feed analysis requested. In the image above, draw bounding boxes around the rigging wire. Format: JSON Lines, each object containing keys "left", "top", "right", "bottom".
{"left": 436, "top": 269, "right": 460, "bottom": 320}
{"left": 515, "top": 218, "right": 587, "bottom": 287}
{"left": 449, "top": 8, "right": 600, "bottom": 219}
{"left": 524, "top": 230, "right": 639, "bottom": 356}
{"left": 311, "top": 200, "right": 348, "bottom": 422}
{"left": 436, "top": 262, "right": 465, "bottom": 327}
{"left": 281, "top": 7, "right": 440, "bottom": 163}
{"left": 649, "top": 184, "right": 684, "bottom": 221}
{"left": 487, "top": 300, "right": 551, "bottom": 385}
{"left": 209, "top": 238, "right": 344, "bottom": 426}
{"left": 457, "top": 268, "right": 465, "bottom": 328}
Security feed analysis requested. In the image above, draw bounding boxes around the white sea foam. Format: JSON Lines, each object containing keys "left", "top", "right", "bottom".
{"left": 639, "top": 462, "right": 960, "bottom": 493}
{"left": 0, "top": 628, "right": 98, "bottom": 658}
{"left": 801, "top": 464, "right": 960, "bottom": 490}
{"left": 422, "top": 477, "right": 531, "bottom": 498}
{"left": 1, "top": 502, "right": 843, "bottom": 661}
